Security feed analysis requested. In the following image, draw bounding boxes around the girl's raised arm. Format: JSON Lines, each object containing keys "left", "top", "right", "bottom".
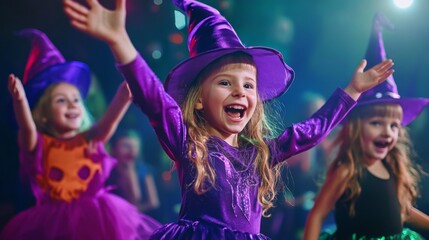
{"left": 63, "top": 0, "right": 137, "bottom": 64}
{"left": 8, "top": 74, "right": 37, "bottom": 152}
{"left": 88, "top": 81, "right": 132, "bottom": 143}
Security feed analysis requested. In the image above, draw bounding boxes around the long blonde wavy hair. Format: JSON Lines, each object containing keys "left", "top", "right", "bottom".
{"left": 181, "top": 52, "right": 281, "bottom": 215}
{"left": 331, "top": 103, "right": 420, "bottom": 220}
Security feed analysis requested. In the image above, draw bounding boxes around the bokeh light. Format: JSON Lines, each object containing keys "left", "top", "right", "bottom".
{"left": 153, "top": 0, "right": 163, "bottom": 6}
{"left": 174, "top": 10, "right": 186, "bottom": 30}
{"left": 393, "top": 0, "right": 414, "bottom": 8}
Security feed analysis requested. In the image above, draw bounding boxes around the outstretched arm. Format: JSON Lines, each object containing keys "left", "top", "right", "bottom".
{"left": 304, "top": 164, "right": 350, "bottom": 240}
{"left": 406, "top": 207, "right": 429, "bottom": 231}
{"left": 344, "top": 59, "right": 394, "bottom": 100}
{"left": 8, "top": 74, "right": 37, "bottom": 152}
{"left": 64, "top": 0, "right": 137, "bottom": 64}
{"left": 88, "top": 81, "right": 132, "bottom": 143}
{"left": 65, "top": 0, "right": 187, "bottom": 160}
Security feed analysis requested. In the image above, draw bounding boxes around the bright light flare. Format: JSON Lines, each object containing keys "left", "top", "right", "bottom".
{"left": 393, "top": 0, "right": 414, "bottom": 8}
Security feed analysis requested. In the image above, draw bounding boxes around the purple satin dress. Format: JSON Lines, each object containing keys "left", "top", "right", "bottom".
{"left": 118, "top": 55, "right": 356, "bottom": 239}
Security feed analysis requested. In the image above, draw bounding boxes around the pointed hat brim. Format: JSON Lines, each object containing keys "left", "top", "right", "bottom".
{"left": 24, "top": 61, "right": 91, "bottom": 109}
{"left": 165, "top": 47, "right": 294, "bottom": 104}
{"left": 165, "top": 0, "right": 294, "bottom": 104}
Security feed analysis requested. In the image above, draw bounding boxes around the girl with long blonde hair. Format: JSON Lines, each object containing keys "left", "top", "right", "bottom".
{"left": 64, "top": 0, "right": 394, "bottom": 238}
{"left": 304, "top": 14, "right": 429, "bottom": 240}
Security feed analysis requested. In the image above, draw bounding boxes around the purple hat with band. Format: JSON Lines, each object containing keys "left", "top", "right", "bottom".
{"left": 18, "top": 28, "right": 91, "bottom": 109}
{"left": 356, "top": 13, "right": 429, "bottom": 126}
{"left": 165, "top": 0, "right": 295, "bottom": 104}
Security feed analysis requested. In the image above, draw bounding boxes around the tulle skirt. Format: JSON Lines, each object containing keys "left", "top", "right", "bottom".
{"left": 1, "top": 192, "right": 161, "bottom": 240}
{"left": 319, "top": 228, "right": 425, "bottom": 240}
{"left": 150, "top": 219, "right": 270, "bottom": 240}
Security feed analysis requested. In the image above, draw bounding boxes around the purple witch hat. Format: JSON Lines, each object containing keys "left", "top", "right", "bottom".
{"left": 19, "top": 28, "right": 91, "bottom": 109}
{"left": 165, "top": 0, "right": 295, "bottom": 104}
{"left": 356, "top": 13, "right": 429, "bottom": 126}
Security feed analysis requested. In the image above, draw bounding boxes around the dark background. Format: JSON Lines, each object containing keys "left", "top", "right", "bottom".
{"left": 1, "top": 0, "right": 428, "bottom": 238}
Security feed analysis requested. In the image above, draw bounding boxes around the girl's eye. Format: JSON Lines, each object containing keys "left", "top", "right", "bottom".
{"left": 73, "top": 97, "right": 80, "bottom": 103}
{"left": 370, "top": 121, "right": 381, "bottom": 126}
{"left": 244, "top": 83, "right": 254, "bottom": 89}
{"left": 218, "top": 80, "right": 230, "bottom": 86}
{"left": 55, "top": 98, "right": 66, "bottom": 104}
{"left": 390, "top": 122, "right": 400, "bottom": 130}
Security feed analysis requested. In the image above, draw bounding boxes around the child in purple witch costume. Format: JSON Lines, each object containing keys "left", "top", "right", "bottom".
{"left": 1, "top": 29, "right": 160, "bottom": 240}
{"left": 64, "top": 0, "right": 394, "bottom": 238}
{"left": 304, "top": 13, "right": 429, "bottom": 240}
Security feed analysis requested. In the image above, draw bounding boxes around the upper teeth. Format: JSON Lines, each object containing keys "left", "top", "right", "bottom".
{"left": 227, "top": 105, "right": 245, "bottom": 110}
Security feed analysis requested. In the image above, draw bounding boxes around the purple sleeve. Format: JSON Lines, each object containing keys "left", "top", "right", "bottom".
{"left": 269, "top": 88, "right": 356, "bottom": 165}
{"left": 116, "top": 54, "right": 186, "bottom": 162}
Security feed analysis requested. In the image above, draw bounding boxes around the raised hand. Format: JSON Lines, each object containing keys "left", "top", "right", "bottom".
{"left": 345, "top": 59, "right": 394, "bottom": 100}
{"left": 8, "top": 74, "right": 37, "bottom": 152}
{"left": 64, "top": 0, "right": 137, "bottom": 64}
{"left": 64, "top": 0, "right": 126, "bottom": 45}
{"left": 8, "top": 74, "right": 26, "bottom": 102}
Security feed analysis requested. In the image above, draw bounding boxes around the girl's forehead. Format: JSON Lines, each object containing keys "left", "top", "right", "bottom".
{"left": 218, "top": 62, "right": 257, "bottom": 72}
{"left": 362, "top": 114, "right": 402, "bottom": 125}
{"left": 209, "top": 63, "right": 257, "bottom": 80}
{"left": 51, "top": 82, "right": 80, "bottom": 95}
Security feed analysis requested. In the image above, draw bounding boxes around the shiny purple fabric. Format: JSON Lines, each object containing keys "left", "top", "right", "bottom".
{"left": 117, "top": 54, "right": 356, "bottom": 239}
{"left": 18, "top": 28, "right": 65, "bottom": 83}
{"left": 165, "top": 0, "right": 294, "bottom": 104}
{"left": 17, "top": 29, "right": 91, "bottom": 109}
{"left": 0, "top": 132, "right": 161, "bottom": 240}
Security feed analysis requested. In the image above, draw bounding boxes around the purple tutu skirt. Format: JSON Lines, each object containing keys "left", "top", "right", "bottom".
{"left": 1, "top": 192, "right": 161, "bottom": 240}
{"left": 150, "top": 219, "right": 270, "bottom": 240}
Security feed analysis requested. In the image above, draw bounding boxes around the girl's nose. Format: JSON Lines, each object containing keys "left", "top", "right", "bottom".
{"left": 382, "top": 125, "right": 393, "bottom": 137}
{"left": 68, "top": 100, "right": 78, "bottom": 108}
{"left": 232, "top": 86, "right": 245, "bottom": 98}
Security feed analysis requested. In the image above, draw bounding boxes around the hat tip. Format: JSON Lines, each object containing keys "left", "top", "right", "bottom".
{"left": 15, "top": 28, "right": 45, "bottom": 39}
{"left": 172, "top": 0, "right": 186, "bottom": 11}
{"left": 373, "top": 12, "right": 394, "bottom": 33}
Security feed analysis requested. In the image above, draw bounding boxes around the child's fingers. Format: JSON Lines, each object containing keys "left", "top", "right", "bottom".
{"left": 377, "top": 69, "right": 394, "bottom": 83}
{"left": 380, "top": 60, "right": 394, "bottom": 73}
{"left": 8, "top": 74, "right": 15, "bottom": 91}
{"left": 373, "top": 59, "right": 394, "bottom": 72}
{"left": 64, "top": 0, "right": 89, "bottom": 18}
{"left": 8, "top": 73, "right": 15, "bottom": 83}
{"left": 64, "top": 9, "right": 87, "bottom": 25}
{"left": 85, "top": 0, "right": 100, "bottom": 8}
{"left": 70, "top": 20, "right": 89, "bottom": 32}
{"left": 355, "top": 59, "right": 367, "bottom": 73}
{"left": 64, "top": 5, "right": 88, "bottom": 27}
{"left": 13, "top": 87, "right": 22, "bottom": 99}
{"left": 7, "top": 74, "right": 24, "bottom": 99}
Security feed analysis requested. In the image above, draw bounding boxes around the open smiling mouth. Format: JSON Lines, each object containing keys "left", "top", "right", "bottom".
{"left": 373, "top": 140, "right": 390, "bottom": 148}
{"left": 65, "top": 113, "right": 79, "bottom": 119}
{"left": 224, "top": 105, "right": 246, "bottom": 119}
